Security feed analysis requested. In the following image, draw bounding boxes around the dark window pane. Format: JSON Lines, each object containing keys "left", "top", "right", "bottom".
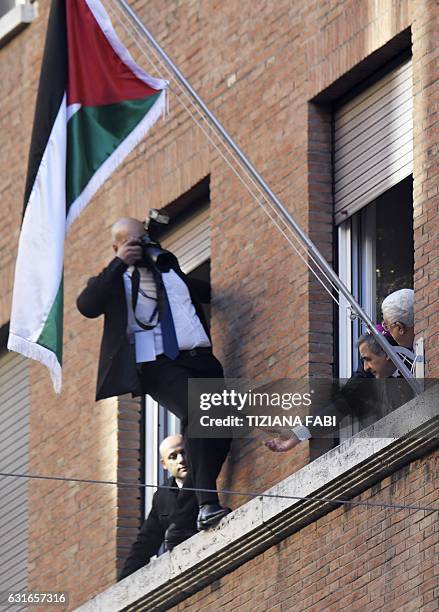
{"left": 374, "top": 176, "right": 414, "bottom": 317}
{"left": 187, "top": 259, "right": 211, "bottom": 328}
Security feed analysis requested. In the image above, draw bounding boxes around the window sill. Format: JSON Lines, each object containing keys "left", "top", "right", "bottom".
{"left": 77, "top": 384, "right": 439, "bottom": 612}
{"left": 0, "top": 2, "right": 38, "bottom": 48}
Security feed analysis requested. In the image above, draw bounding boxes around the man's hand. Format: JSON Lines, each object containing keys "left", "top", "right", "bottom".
{"left": 116, "top": 239, "right": 143, "bottom": 266}
{"left": 263, "top": 433, "right": 300, "bottom": 453}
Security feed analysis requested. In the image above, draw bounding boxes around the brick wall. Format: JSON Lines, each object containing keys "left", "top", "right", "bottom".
{"left": 411, "top": 0, "right": 439, "bottom": 376}
{"left": 171, "top": 449, "right": 439, "bottom": 612}
{"left": 0, "top": 0, "right": 436, "bottom": 608}
{"left": 0, "top": 1, "right": 47, "bottom": 326}
{"left": 116, "top": 395, "right": 144, "bottom": 577}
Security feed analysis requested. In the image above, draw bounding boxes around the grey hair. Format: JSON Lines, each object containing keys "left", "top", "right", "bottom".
{"left": 357, "top": 333, "right": 385, "bottom": 355}
{"left": 381, "top": 288, "right": 414, "bottom": 327}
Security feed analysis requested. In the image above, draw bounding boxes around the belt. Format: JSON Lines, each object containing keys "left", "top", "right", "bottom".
{"left": 138, "top": 347, "right": 212, "bottom": 369}
{"left": 179, "top": 347, "right": 212, "bottom": 357}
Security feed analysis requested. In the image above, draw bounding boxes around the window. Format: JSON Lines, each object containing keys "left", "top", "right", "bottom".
{"left": 334, "top": 58, "right": 414, "bottom": 437}
{"left": 143, "top": 197, "right": 210, "bottom": 516}
{"left": 0, "top": 347, "right": 30, "bottom": 597}
{"left": 0, "top": 0, "right": 37, "bottom": 47}
{"left": 338, "top": 178, "right": 414, "bottom": 377}
{"left": 337, "top": 179, "right": 414, "bottom": 435}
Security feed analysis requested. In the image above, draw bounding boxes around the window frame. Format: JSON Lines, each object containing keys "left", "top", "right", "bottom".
{"left": 338, "top": 205, "right": 377, "bottom": 378}
{"left": 0, "top": 0, "right": 37, "bottom": 47}
{"left": 0, "top": 347, "right": 30, "bottom": 592}
{"left": 333, "top": 55, "right": 414, "bottom": 440}
{"left": 338, "top": 205, "right": 378, "bottom": 439}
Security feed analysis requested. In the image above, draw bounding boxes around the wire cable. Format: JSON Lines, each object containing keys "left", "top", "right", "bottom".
{"left": 113, "top": 0, "right": 343, "bottom": 302}
{"left": 1, "top": 471, "right": 437, "bottom": 514}
{"left": 105, "top": 0, "right": 421, "bottom": 391}
{"left": 107, "top": 0, "right": 342, "bottom": 306}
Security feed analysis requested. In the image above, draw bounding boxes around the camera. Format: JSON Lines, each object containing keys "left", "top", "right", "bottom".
{"left": 136, "top": 234, "right": 176, "bottom": 272}
{"left": 136, "top": 209, "right": 176, "bottom": 272}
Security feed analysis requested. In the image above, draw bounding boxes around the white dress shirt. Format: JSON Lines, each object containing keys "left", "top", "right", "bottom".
{"left": 123, "top": 266, "right": 210, "bottom": 359}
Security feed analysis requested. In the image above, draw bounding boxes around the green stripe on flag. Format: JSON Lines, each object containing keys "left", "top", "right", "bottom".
{"left": 37, "top": 277, "right": 64, "bottom": 364}
{"left": 66, "top": 95, "right": 160, "bottom": 210}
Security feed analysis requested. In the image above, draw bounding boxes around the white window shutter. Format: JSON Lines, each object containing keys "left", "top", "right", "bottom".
{"left": 161, "top": 207, "right": 210, "bottom": 273}
{"left": 334, "top": 60, "right": 413, "bottom": 224}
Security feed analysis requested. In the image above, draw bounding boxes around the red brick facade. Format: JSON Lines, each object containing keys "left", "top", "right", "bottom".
{"left": 172, "top": 451, "right": 439, "bottom": 612}
{"left": 0, "top": 0, "right": 437, "bottom": 609}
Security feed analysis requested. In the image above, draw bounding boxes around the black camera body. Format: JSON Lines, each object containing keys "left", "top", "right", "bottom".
{"left": 136, "top": 234, "right": 176, "bottom": 273}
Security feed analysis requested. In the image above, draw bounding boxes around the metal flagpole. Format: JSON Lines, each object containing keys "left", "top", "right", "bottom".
{"left": 117, "top": 0, "right": 421, "bottom": 395}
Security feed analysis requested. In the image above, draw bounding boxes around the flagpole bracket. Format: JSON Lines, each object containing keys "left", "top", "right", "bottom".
{"left": 347, "top": 306, "right": 358, "bottom": 322}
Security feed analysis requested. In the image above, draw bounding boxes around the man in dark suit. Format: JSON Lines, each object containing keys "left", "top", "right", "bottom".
{"left": 77, "top": 217, "right": 231, "bottom": 530}
{"left": 119, "top": 434, "right": 198, "bottom": 580}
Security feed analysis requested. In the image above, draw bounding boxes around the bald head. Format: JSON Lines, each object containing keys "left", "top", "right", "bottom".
{"left": 111, "top": 217, "right": 145, "bottom": 247}
{"left": 159, "top": 434, "right": 184, "bottom": 460}
{"left": 159, "top": 434, "right": 188, "bottom": 484}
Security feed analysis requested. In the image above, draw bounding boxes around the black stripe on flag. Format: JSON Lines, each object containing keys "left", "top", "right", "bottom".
{"left": 23, "top": 0, "right": 67, "bottom": 216}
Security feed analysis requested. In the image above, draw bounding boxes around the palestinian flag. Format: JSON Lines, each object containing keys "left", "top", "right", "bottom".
{"left": 8, "top": 0, "right": 168, "bottom": 392}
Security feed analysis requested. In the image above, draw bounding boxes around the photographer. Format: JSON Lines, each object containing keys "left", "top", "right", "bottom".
{"left": 77, "top": 217, "right": 231, "bottom": 530}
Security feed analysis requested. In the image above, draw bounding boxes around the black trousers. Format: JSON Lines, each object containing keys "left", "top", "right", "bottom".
{"left": 140, "top": 350, "right": 231, "bottom": 507}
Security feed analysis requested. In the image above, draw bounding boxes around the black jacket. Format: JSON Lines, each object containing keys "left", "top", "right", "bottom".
{"left": 76, "top": 256, "right": 210, "bottom": 400}
{"left": 119, "top": 477, "right": 198, "bottom": 580}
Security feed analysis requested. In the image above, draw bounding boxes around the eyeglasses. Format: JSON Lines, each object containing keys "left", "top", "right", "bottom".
{"left": 382, "top": 320, "right": 400, "bottom": 332}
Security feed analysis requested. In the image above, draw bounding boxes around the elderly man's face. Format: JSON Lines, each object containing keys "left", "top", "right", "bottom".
{"left": 382, "top": 315, "right": 415, "bottom": 350}
{"left": 359, "top": 343, "right": 396, "bottom": 379}
{"left": 382, "top": 317, "right": 404, "bottom": 344}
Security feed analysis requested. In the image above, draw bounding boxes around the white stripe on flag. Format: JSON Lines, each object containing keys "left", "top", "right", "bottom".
{"left": 8, "top": 94, "right": 67, "bottom": 392}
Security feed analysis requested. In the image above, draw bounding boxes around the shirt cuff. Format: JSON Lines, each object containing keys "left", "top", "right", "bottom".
{"left": 291, "top": 425, "right": 312, "bottom": 441}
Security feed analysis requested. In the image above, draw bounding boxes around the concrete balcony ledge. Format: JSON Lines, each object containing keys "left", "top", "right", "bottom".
{"left": 76, "top": 384, "right": 439, "bottom": 612}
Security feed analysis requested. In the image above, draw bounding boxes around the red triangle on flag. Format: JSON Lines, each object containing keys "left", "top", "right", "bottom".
{"left": 66, "top": 0, "right": 161, "bottom": 107}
